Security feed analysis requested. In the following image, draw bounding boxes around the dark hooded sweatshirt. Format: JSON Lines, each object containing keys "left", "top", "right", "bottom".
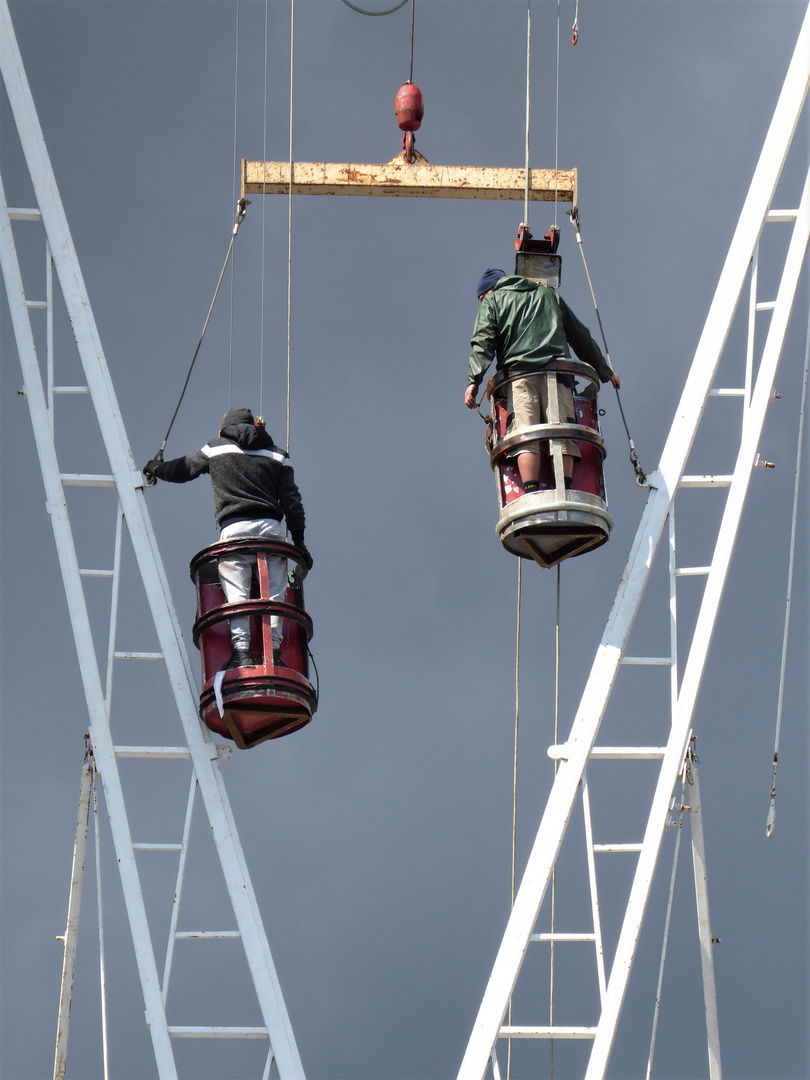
{"left": 152, "top": 419, "right": 306, "bottom": 542}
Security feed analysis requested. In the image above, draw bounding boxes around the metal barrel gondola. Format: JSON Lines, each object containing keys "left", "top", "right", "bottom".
{"left": 485, "top": 359, "right": 612, "bottom": 568}
{"left": 190, "top": 537, "right": 316, "bottom": 748}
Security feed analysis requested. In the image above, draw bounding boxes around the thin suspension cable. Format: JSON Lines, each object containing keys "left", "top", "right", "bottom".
{"left": 228, "top": 0, "right": 240, "bottom": 410}
{"left": 159, "top": 205, "right": 247, "bottom": 454}
{"left": 766, "top": 314, "right": 810, "bottom": 836}
{"left": 553, "top": 0, "right": 560, "bottom": 226}
{"left": 408, "top": 0, "right": 415, "bottom": 83}
{"left": 646, "top": 770, "right": 688, "bottom": 1079}
{"left": 549, "top": 565, "right": 561, "bottom": 1080}
{"left": 286, "top": 0, "right": 295, "bottom": 450}
{"left": 568, "top": 212, "right": 647, "bottom": 484}
{"left": 259, "top": 0, "right": 270, "bottom": 416}
{"left": 507, "top": 557, "right": 522, "bottom": 1080}
{"left": 523, "top": 1, "right": 531, "bottom": 226}
{"left": 93, "top": 766, "right": 110, "bottom": 1080}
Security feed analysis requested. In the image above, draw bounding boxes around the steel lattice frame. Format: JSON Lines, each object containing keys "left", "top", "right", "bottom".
{"left": 0, "top": 2, "right": 305, "bottom": 1077}
{"left": 458, "top": 5, "right": 810, "bottom": 1078}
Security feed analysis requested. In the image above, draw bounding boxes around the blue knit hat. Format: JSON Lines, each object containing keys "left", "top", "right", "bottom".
{"left": 476, "top": 268, "right": 505, "bottom": 298}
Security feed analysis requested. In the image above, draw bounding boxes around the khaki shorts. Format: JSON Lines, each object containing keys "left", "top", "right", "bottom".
{"left": 505, "top": 373, "right": 581, "bottom": 459}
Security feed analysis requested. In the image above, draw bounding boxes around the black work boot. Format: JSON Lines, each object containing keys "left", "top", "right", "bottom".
{"left": 272, "top": 647, "right": 286, "bottom": 668}
{"left": 223, "top": 647, "right": 255, "bottom": 671}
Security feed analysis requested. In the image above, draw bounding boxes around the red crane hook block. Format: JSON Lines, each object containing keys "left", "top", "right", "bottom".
{"left": 395, "top": 82, "right": 424, "bottom": 132}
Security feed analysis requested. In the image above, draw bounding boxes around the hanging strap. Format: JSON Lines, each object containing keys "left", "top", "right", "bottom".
{"left": 568, "top": 209, "right": 647, "bottom": 485}
{"left": 156, "top": 199, "right": 249, "bottom": 458}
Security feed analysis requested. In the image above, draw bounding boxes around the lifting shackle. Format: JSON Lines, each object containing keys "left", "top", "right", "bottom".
{"left": 395, "top": 81, "right": 424, "bottom": 162}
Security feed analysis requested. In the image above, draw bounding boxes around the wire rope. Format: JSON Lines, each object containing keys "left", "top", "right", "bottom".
{"left": 548, "top": 564, "right": 561, "bottom": 1080}
{"left": 228, "top": 0, "right": 240, "bottom": 409}
{"left": 92, "top": 764, "right": 110, "bottom": 1080}
{"left": 286, "top": 0, "right": 295, "bottom": 450}
{"left": 645, "top": 769, "right": 688, "bottom": 1079}
{"left": 259, "top": 0, "right": 270, "bottom": 416}
{"left": 553, "top": 0, "right": 560, "bottom": 225}
{"left": 506, "top": 557, "right": 522, "bottom": 1080}
{"left": 158, "top": 205, "right": 247, "bottom": 456}
{"left": 339, "top": 0, "right": 408, "bottom": 15}
{"left": 523, "top": 1, "right": 531, "bottom": 227}
{"left": 568, "top": 212, "right": 647, "bottom": 484}
{"left": 766, "top": 314, "right": 810, "bottom": 836}
{"left": 408, "top": 0, "right": 415, "bottom": 83}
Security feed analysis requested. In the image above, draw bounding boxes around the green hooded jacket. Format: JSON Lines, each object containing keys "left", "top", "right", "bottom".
{"left": 468, "top": 275, "right": 613, "bottom": 388}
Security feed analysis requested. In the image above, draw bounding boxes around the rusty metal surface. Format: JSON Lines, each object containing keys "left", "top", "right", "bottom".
{"left": 242, "top": 157, "right": 577, "bottom": 204}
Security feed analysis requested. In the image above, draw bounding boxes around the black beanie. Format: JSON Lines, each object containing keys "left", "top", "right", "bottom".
{"left": 221, "top": 407, "right": 254, "bottom": 428}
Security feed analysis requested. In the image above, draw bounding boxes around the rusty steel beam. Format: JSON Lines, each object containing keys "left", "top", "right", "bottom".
{"left": 241, "top": 156, "right": 577, "bottom": 206}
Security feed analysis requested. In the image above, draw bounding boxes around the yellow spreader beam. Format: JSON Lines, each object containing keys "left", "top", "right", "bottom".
{"left": 241, "top": 154, "right": 577, "bottom": 207}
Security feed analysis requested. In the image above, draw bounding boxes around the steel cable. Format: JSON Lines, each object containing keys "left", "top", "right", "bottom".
{"left": 569, "top": 211, "right": 647, "bottom": 484}
{"left": 766, "top": 313, "right": 810, "bottom": 836}
{"left": 228, "top": 0, "right": 240, "bottom": 409}
{"left": 159, "top": 202, "right": 248, "bottom": 455}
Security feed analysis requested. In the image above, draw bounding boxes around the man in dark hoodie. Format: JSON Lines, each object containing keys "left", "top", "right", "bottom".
{"left": 143, "top": 408, "right": 311, "bottom": 670}
{"left": 465, "top": 269, "right": 620, "bottom": 492}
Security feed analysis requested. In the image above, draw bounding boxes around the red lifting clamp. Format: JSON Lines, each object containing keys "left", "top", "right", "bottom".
{"left": 515, "top": 224, "right": 561, "bottom": 254}
{"left": 395, "top": 81, "right": 424, "bottom": 163}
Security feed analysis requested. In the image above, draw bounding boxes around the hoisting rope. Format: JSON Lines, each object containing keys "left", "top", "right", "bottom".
{"left": 92, "top": 760, "right": 110, "bottom": 1080}
{"left": 645, "top": 755, "right": 690, "bottom": 1079}
{"left": 522, "top": 0, "right": 531, "bottom": 227}
{"left": 155, "top": 198, "right": 249, "bottom": 461}
{"left": 228, "top": 0, "right": 240, "bottom": 409}
{"left": 506, "top": 558, "right": 522, "bottom": 1080}
{"left": 568, "top": 209, "right": 648, "bottom": 485}
{"left": 553, "top": 0, "right": 560, "bottom": 226}
{"left": 408, "top": 0, "right": 416, "bottom": 83}
{"left": 286, "top": 0, "right": 296, "bottom": 448}
{"left": 548, "top": 564, "right": 561, "bottom": 1080}
{"left": 766, "top": 315, "right": 810, "bottom": 837}
{"left": 259, "top": 0, "right": 270, "bottom": 416}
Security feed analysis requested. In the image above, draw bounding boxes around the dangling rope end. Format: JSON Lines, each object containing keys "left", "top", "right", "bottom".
{"left": 629, "top": 443, "right": 647, "bottom": 486}
{"left": 233, "top": 197, "right": 250, "bottom": 235}
{"left": 568, "top": 207, "right": 583, "bottom": 246}
{"left": 766, "top": 754, "right": 778, "bottom": 837}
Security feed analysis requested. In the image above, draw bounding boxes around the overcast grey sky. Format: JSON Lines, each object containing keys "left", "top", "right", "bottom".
{"left": 1, "top": 2, "right": 808, "bottom": 1078}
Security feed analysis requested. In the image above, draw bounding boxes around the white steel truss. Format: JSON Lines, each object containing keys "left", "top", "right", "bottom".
{"left": 0, "top": 2, "right": 304, "bottom": 1077}
{"left": 459, "top": 6, "right": 810, "bottom": 1079}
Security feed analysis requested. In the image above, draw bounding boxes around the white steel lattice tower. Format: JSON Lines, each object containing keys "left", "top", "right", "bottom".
{"left": 458, "top": 6, "right": 810, "bottom": 1079}
{"left": 0, "top": 2, "right": 305, "bottom": 1077}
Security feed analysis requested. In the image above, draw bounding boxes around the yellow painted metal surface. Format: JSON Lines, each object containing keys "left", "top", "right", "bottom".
{"left": 242, "top": 156, "right": 577, "bottom": 205}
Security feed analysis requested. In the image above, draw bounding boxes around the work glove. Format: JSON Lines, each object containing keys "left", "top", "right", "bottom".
{"left": 295, "top": 542, "right": 314, "bottom": 573}
{"left": 142, "top": 451, "right": 163, "bottom": 487}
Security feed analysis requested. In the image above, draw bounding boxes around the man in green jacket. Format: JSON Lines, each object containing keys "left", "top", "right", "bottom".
{"left": 465, "top": 269, "right": 620, "bottom": 491}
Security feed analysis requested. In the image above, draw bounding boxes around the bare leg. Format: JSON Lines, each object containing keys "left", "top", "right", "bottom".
{"left": 517, "top": 452, "right": 541, "bottom": 484}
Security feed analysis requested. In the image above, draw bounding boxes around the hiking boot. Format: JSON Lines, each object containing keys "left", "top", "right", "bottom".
{"left": 223, "top": 648, "right": 255, "bottom": 671}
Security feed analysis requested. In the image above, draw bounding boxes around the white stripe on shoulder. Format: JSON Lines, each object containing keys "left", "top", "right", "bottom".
{"left": 246, "top": 448, "right": 288, "bottom": 463}
{"left": 204, "top": 443, "right": 244, "bottom": 458}
{"left": 202, "top": 443, "right": 288, "bottom": 463}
